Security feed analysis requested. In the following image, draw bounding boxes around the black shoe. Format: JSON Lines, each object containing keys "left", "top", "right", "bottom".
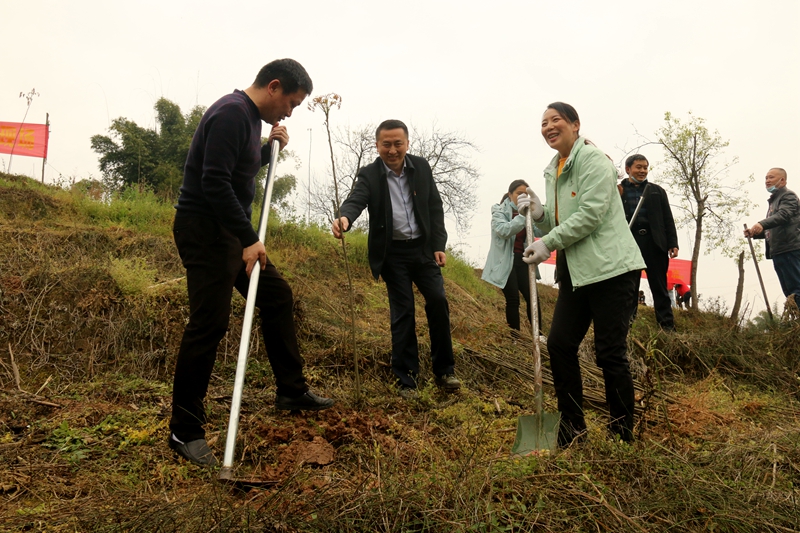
{"left": 434, "top": 374, "right": 461, "bottom": 392}
{"left": 275, "top": 390, "right": 335, "bottom": 411}
{"left": 168, "top": 435, "right": 218, "bottom": 466}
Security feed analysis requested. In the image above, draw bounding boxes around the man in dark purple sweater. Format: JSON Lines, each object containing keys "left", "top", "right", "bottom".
{"left": 169, "top": 59, "right": 333, "bottom": 466}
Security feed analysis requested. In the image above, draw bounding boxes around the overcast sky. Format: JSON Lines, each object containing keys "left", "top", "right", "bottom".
{"left": 4, "top": 0, "right": 799, "bottom": 317}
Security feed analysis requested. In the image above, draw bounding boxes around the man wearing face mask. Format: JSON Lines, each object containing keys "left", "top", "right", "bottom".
{"left": 620, "top": 154, "right": 679, "bottom": 329}
{"left": 744, "top": 168, "right": 800, "bottom": 307}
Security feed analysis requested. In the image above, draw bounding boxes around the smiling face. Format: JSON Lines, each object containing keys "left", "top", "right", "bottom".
{"left": 541, "top": 107, "right": 580, "bottom": 158}
{"left": 509, "top": 184, "right": 528, "bottom": 207}
{"left": 627, "top": 159, "right": 649, "bottom": 183}
{"left": 376, "top": 128, "right": 409, "bottom": 174}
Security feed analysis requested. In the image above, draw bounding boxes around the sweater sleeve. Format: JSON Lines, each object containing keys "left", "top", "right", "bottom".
{"left": 200, "top": 106, "right": 259, "bottom": 247}
{"left": 261, "top": 142, "right": 273, "bottom": 166}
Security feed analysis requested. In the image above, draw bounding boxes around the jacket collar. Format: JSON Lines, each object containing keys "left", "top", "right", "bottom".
{"left": 769, "top": 186, "right": 788, "bottom": 202}
{"left": 623, "top": 177, "right": 649, "bottom": 188}
{"left": 379, "top": 155, "right": 415, "bottom": 177}
{"left": 545, "top": 136, "right": 586, "bottom": 177}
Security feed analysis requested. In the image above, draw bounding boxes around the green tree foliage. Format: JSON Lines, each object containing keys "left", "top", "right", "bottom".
{"left": 253, "top": 148, "right": 300, "bottom": 219}
{"left": 656, "top": 111, "right": 752, "bottom": 311}
{"left": 90, "top": 98, "right": 205, "bottom": 197}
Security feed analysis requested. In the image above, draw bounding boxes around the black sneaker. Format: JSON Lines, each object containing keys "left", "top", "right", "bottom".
{"left": 434, "top": 374, "right": 461, "bottom": 392}
{"left": 275, "top": 390, "right": 335, "bottom": 411}
{"left": 168, "top": 435, "right": 218, "bottom": 466}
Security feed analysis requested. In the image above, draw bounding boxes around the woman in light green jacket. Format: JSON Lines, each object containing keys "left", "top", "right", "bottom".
{"left": 523, "top": 102, "right": 646, "bottom": 447}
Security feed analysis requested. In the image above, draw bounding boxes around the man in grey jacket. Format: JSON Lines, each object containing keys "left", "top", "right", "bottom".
{"left": 744, "top": 168, "right": 800, "bottom": 303}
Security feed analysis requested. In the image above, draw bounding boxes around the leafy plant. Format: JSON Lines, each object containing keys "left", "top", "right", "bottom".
{"left": 109, "top": 256, "right": 157, "bottom": 296}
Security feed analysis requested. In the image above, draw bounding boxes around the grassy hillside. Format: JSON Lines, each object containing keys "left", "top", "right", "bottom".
{"left": 0, "top": 173, "right": 798, "bottom": 532}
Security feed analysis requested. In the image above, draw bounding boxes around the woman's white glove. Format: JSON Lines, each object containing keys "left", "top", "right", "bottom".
{"left": 516, "top": 193, "right": 531, "bottom": 215}
{"left": 518, "top": 188, "right": 544, "bottom": 221}
{"left": 523, "top": 239, "right": 551, "bottom": 265}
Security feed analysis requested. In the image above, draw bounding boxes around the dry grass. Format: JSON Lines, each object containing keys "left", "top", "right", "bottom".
{"left": 1, "top": 173, "right": 799, "bottom": 532}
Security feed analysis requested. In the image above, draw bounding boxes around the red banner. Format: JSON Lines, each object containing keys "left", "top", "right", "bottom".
{"left": 643, "top": 258, "right": 692, "bottom": 289}
{"left": 0, "top": 122, "right": 49, "bottom": 158}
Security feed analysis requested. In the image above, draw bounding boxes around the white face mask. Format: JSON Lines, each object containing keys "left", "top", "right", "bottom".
{"left": 767, "top": 185, "right": 777, "bottom": 193}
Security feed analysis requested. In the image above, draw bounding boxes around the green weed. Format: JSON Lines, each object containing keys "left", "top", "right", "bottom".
{"left": 108, "top": 256, "right": 157, "bottom": 296}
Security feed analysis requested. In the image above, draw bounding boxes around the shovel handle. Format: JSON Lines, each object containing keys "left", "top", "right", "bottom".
{"left": 744, "top": 223, "right": 773, "bottom": 321}
{"left": 525, "top": 211, "right": 543, "bottom": 416}
{"left": 220, "top": 139, "right": 281, "bottom": 477}
{"left": 627, "top": 183, "right": 650, "bottom": 229}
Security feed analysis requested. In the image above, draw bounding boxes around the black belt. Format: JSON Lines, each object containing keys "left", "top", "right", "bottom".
{"left": 392, "top": 237, "right": 423, "bottom": 248}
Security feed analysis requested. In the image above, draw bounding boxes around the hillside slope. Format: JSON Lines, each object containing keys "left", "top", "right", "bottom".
{"left": 0, "top": 174, "right": 798, "bottom": 532}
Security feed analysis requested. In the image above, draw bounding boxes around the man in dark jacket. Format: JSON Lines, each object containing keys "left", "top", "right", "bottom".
{"left": 331, "top": 119, "right": 460, "bottom": 399}
{"left": 744, "top": 168, "right": 800, "bottom": 303}
{"left": 170, "top": 59, "right": 333, "bottom": 467}
{"left": 620, "top": 154, "right": 680, "bottom": 329}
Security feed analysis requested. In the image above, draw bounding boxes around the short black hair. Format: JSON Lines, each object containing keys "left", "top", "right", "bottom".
{"left": 253, "top": 59, "right": 313, "bottom": 95}
{"left": 771, "top": 167, "right": 788, "bottom": 180}
{"left": 625, "top": 154, "right": 649, "bottom": 169}
{"left": 375, "top": 119, "right": 408, "bottom": 140}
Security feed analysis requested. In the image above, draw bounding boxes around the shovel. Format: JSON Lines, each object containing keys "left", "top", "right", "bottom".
{"left": 511, "top": 209, "right": 560, "bottom": 455}
{"left": 219, "top": 139, "right": 280, "bottom": 485}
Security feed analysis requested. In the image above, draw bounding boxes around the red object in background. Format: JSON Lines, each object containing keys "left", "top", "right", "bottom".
{"left": 674, "top": 282, "right": 690, "bottom": 297}
{"left": 535, "top": 238, "right": 692, "bottom": 290}
{"left": 0, "top": 122, "right": 49, "bottom": 158}
{"left": 642, "top": 258, "right": 692, "bottom": 290}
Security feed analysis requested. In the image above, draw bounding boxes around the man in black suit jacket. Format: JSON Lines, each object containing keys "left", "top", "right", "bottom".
{"left": 620, "top": 154, "right": 680, "bottom": 330}
{"left": 332, "top": 119, "right": 460, "bottom": 398}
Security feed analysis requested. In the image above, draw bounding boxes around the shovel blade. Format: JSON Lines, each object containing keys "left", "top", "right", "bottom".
{"left": 511, "top": 413, "right": 561, "bottom": 455}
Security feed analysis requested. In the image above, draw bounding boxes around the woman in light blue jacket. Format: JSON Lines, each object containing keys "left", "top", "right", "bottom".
{"left": 481, "top": 180, "right": 537, "bottom": 332}
{"left": 523, "top": 102, "right": 646, "bottom": 447}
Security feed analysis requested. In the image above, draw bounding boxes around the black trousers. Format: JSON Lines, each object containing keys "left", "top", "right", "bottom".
{"left": 634, "top": 231, "right": 674, "bottom": 329}
{"left": 547, "top": 265, "right": 639, "bottom": 445}
{"left": 380, "top": 241, "right": 455, "bottom": 389}
{"left": 170, "top": 215, "right": 307, "bottom": 441}
{"left": 501, "top": 253, "right": 532, "bottom": 331}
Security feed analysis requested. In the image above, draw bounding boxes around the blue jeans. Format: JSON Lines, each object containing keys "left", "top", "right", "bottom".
{"left": 772, "top": 249, "right": 800, "bottom": 298}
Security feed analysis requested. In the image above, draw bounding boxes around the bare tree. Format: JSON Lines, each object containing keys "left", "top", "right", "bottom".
{"left": 656, "top": 111, "right": 753, "bottom": 311}
{"left": 335, "top": 124, "right": 376, "bottom": 193}
{"left": 410, "top": 124, "right": 479, "bottom": 233}
{"left": 307, "top": 123, "right": 479, "bottom": 234}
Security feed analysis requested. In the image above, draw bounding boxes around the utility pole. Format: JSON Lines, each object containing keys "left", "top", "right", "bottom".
{"left": 307, "top": 128, "right": 312, "bottom": 224}
{"left": 41, "top": 113, "right": 49, "bottom": 183}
